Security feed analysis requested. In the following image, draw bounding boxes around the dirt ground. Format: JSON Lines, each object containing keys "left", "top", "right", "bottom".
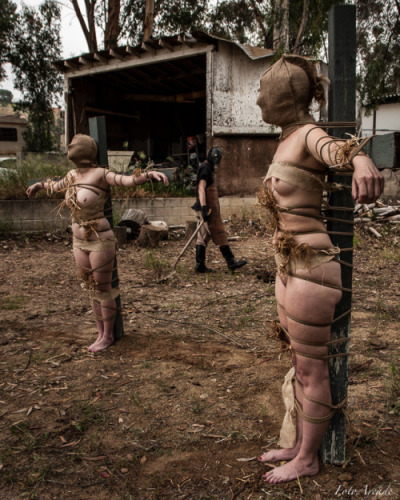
{"left": 0, "top": 216, "right": 399, "bottom": 500}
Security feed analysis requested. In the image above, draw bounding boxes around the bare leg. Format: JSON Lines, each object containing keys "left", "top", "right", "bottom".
{"left": 88, "top": 298, "right": 104, "bottom": 349}
{"left": 259, "top": 357, "right": 303, "bottom": 463}
{"left": 73, "top": 248, "right": 105, "bottom": 348}
{"left": 263, "top": 357, "right": 331, "bottom": 483}
{"left": 262, "top": 262, "right": 342, "bottom": 483}
{"left": 73, "top": 246, "right": 116, "bottom": 352}
{"left": 259, "top": 274, "right": 303, "bottom": 463}
{"left": 87, "top": 247, "right": 116, "bottom": 352}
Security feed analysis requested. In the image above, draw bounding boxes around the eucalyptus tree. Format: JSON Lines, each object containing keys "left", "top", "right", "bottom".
{"left": 0, "top": 0, "right": 17, "bottom": 80}
{"left": 357, "top": 0, "right": 400, "bottom": 111}
{"left": 9, "top": 0, "right": 63, "bottom": 151}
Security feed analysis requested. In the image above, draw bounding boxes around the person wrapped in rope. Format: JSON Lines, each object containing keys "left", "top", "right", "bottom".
{"left": 26, "top": 134, "right": 169, "bottom": 352}
{"left": 255, "top": 56, "right": 384, "bottom": 483}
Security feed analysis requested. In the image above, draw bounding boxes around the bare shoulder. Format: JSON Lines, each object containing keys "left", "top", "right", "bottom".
{"left": 94, "top": 167, "right": 109, "bottom": 186}
{"left": 298, "top": 124, "right": 328, "bottom": 142}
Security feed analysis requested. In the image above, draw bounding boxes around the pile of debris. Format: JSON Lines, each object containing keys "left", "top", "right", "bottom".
{"left": 354, "top": 200, "right": 400, "bottom": 238}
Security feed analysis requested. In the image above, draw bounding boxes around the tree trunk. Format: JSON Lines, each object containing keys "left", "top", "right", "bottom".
{"left": 292, "top": 0, "right": 309, "bottom": 54}
{"left": 119, "top": 208, "right": 149, "bottom": 240}
{"left": 185, "top": 220, "right": 198, "bottom": 240}
{"left": 143, "top": 0, "right": 155, "bottom": 40}
{"left": 249, "top": 0, "right": 270, "bottom": 49}
{"left": 137, "top": 224, "right": 164, "bottom": 248}
{"left": 273, "top": 0, "right": 289, "bottom": 52}
{"left": 104, "top": 0, "right": 121, "bottom": 49}
{"left": 71, "top": 0, "right": 98, "bottom": 52}
{"left": 149, "top": 221, "right": 169, "bottom": 240}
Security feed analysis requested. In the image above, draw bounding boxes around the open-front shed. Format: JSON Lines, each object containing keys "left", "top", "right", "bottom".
{"left": 53, "top": 32, "right": 281, "bottom": 196}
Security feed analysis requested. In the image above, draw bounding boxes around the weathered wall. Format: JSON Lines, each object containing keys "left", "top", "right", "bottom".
{"left": 208, "top": 43, "right": 278, "bottom": 195}
{"left": 0, "top": 197, "right": 260, "bottom": 233}
{"left": 211, "top": 135, "right": 278, "bottom": 196}
{"left": 211, "top": 44, "right": 276, "bottom": 135}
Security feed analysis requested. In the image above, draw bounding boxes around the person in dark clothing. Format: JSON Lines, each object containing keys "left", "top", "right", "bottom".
{"left": 191, "top": 146, "right": 247, "bottom": 273}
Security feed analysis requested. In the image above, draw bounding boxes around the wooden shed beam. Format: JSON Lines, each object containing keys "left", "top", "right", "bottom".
{"left": 86, "top": 105, "right": 140, "bottom": 120}
{"left": 63, "top": 45, "right": 213, "bottom": 79}
{"left": 183, "top": 34, "right": 197, "bottom": 46}
{"left": 158, "top": 38, "right": 174, "bottom": 51}
{"left": 124, "top": 90, "right": 206, "bottom": 102}
{"left": 126, "top": 46, "right": 143, "bottom": 58}
{"left": 142, "top": 39, "right": 159, "bottom": 51}
{"left": 109, "top": 49, "right": 125, "bottom": 61}
{"left": 64, "top": 60, "right": 80, "bottom": 70}
{"left": 79, "top": 56, "right": 93, "bottom": 67}
{"left": 94, "top": 52, "right": 109, "bottom": 64}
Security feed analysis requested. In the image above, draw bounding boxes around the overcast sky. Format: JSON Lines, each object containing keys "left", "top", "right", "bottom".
{"left": 2, "top": 0, "right": 88, "bottom": 98}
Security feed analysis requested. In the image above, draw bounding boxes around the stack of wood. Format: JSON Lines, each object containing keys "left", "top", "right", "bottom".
{"left": 353, "top": 200, "right": 400, "bottom": 238}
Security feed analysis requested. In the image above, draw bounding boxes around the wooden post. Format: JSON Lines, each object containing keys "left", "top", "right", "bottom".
{"left": 88, "top": 116, "right": 124, "bottom": 341}
{"left": 320, "top": 4, "right": 356, "bottom": 464}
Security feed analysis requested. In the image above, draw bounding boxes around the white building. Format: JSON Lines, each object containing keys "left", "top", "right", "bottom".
{"left": 361, "top": 95, "right": 400, "bottom": 136}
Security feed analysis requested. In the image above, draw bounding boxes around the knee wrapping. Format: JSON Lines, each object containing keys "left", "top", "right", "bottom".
{"left": 89, "top": 288, "right": 120, "bottom": 303}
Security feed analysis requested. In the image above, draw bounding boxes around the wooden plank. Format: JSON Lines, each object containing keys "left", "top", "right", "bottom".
{"left": 85, "top": 106, "right": 140, "bottom": 120}
{"left": 320, "top": 4, "right": 356, "bottom": 465}
{"left": 88, "top": 116, "right": 124, "bottom": 341}
{"left": 63, "top": 45, "right": 213, "bottom": 79}
{"left": 123, "top": 90, "right": 206, "bottom": 102}
{"left": 366, "top": 132, "right": 400, "bottom": 170}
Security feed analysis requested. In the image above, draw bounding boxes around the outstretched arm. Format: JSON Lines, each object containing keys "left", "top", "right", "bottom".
{"left": 26, "top": 174, "right": 72, "bottom": 199}
{"left": 303, "top": 125, "right": 384, "bottom": 203}
{"left": 351, "top": 155, "right": 384, "bottom": 204}
{"left": 104, "top": 169, "right": 169, "bottom": 187}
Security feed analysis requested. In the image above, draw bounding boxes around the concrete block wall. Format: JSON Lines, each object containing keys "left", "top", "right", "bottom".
{"left": 0, "top": 197, "right": 259, "bottom": 233}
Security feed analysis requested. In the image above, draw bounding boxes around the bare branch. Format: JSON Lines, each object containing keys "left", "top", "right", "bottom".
{"left": 104, "top": 0, "right": 120, "bottom": 49}
{"left": 249, "top": 0, "right": 270, "bottom": 48}
{"left": 292, "top": 0, "right": 308, "bottom": 54}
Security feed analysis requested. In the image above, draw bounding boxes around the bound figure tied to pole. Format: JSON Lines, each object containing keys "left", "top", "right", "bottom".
{"left": 256, "top": 55, "right": 384, "bottom": 483}
{"left": 26, "top": 134, "right": 168, "bottom": 352}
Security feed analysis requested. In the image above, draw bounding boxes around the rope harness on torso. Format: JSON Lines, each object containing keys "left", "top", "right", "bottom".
{"left": 260, "top": 130, "right": 372, "bottom": 424}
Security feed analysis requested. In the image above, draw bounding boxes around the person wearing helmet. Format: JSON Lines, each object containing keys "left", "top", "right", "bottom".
{"left": 191, "top": 146, "right": 247, "bottom": 273}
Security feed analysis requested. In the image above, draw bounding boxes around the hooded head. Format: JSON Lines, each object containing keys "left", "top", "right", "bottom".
{"left": 256, "top": 55, "right": 328, "bottom": 133}
{"left": 207, "top": 146, "right": 222, "bottom": 167}
{"left": 67, "top": 134, "right": 98, "bottom": 168}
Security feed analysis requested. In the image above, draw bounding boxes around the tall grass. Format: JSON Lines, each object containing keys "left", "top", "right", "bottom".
{"left": 0, "top": 154, "right": 191, "bottom": 200}
{"left": 0, "top": 153, "right": 70, "bottom": 200}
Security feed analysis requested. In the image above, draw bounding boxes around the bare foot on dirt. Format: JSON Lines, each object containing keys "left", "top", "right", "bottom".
{"left": 262, "top": 456, "right": 319, "bottom": 484}
{"left": 88, "top": 336, "right": 114, "bottom": 352}
{"left": 258, "top": 446, "right": 300, "bottom": 463}
{"left": 88, "top": 335, "right": 103, "bottom": 351}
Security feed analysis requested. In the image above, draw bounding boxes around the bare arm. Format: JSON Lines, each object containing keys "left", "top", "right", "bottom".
{"left": 303, "top": 125, "right": 384, "bottom": 203}
{"left": 198, "top": 179, "right": 207, "bottom": 207}
{"left": 104, "top": 169, "right": 169, "bottom": 187}
{"left": 26, "top": 173, "right": 73, "bottom": 199}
